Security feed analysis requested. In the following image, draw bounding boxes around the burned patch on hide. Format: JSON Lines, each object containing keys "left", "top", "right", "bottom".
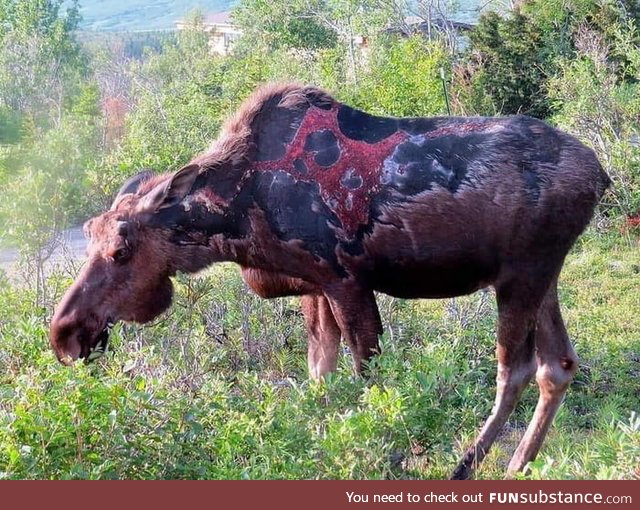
{"left": 380, "top": 131, "right": 490, "bottom": 195}
{"left": 250, "top": 171, "right": 346, "bottom": 275}
{"left": 252, "top": 105, "right": 407, "bottom": 238}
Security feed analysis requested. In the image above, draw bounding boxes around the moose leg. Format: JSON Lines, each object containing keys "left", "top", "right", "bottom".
{"left": 324, "top": 286, "right": 382, "bottom": 374}
{"left": 451, "top": 291, "right": 539, "bottom": 479}
{"left": 506, "top": 283, "right": 578, "bottom": 476}
{"left": 301, "top": 294, "right": 342, "bottom": 380}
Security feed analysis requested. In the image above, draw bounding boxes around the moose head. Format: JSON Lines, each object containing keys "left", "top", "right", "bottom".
{"left": 49, "top": 164, "right": 212, "bottom": 364}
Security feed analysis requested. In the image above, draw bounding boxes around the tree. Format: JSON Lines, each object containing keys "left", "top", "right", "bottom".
{"left": 455, "top": 0, "right": 640, "bottom": 117}
{"left": 0, "top": 1, "right": 100, "bottom": 301}
{"left": 548, "top": 23, "right": 640, "bottom": 218}
{"left": 0, "top": 0, "right": 85, "bottom": 128}
{"left": 233, "top": 0, "right": 337, "bottom": 50}
{"left": 99, "top": 16, "right": 228, "bottom": 189}
{"left": 346, "top": 35, "right": 448, "bottom": 117}
{"left": 233, "top": 0, "right": 399, "bottom": 83}
{"left": 460, "top": 10, "right": 552, "bottom": 117}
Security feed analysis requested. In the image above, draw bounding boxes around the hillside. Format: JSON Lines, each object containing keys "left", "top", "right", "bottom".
{"left": 75, "top": 0, "right": 236, "bottom": 31}
{"left": 73, "top": 0, "right": 484, "bottom": 32}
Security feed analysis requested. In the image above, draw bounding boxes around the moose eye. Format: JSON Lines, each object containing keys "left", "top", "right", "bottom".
{"left": 112, "top": 246, "right": 131, "bottom": 264}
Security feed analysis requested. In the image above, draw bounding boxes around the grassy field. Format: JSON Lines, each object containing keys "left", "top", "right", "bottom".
{"left": 0, "top": 230, "right": 638, "bottom": 479}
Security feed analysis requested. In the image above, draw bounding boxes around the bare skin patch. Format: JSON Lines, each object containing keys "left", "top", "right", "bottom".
{"left": 253, "top": 105, "right": 407, "bottom": 237}
{"left": 189, "top": 188, "right": 226, "bottom": 214}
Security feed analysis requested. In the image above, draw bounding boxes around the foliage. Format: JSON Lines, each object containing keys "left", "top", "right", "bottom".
{"left": 0, "top": 237, "right": 638, "bottom": 479}
{"left": 111, "top": 26, "right": 223, "bottom": 172}
{"left": 0, "top": 89, "right": 102, "bottom": 242}
{"left": 0, "top": 108, "right": 101, "bottom": 303}
{"left": 0, "top": 106, "right": 23, "bottom": 144}
{"left": 0, "top": 0, "right": 85, "bottom": 125}
{"left": 344, "top": 35, "right": 448, "bottom": 117}
{"left": 455, "top": 10, "right": 552, "bottom": 117}
{"left": 455, "top": 0, "right": 640, "bottom": 117}
{"left": 0, "top": 0, "right": 97, "bottom": 260}
{"left": 233, "top": 0, "right": 399, "bottom": 83}
{"left": 233, "top": 0, "right": 338, "bottom": 50}
{"left": 0, "top": 0, "right": 639, "bottom": 481}
{"left": 234, "top": 0, "right": 397, "bottom": 51}
{"left": 95, "top": 18, "right": 270, "bottom": 200}
{"left": 547, "top": 23, "right": 640, "bottom": 217}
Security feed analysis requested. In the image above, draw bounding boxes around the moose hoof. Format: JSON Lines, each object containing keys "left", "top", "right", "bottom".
{"left": 450, "top": 463, "right": 473, "bottom": 480}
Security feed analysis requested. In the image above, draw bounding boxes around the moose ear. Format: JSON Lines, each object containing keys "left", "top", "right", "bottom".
{"left": 111, "top": 170, "right": 155, "bottom": 210}
{"left": 136, "top": 164, "right": 200, "bottom": 213}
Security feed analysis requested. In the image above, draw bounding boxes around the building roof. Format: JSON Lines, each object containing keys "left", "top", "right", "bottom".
{"left": 203, "top": 11, "right": 233, "bottom": 25}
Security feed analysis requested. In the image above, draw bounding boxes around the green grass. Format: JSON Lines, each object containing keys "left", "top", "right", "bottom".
{"left": 0, "top": 232, "right": 638, "bottom": 479}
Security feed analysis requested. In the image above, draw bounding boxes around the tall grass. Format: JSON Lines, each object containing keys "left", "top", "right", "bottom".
{"left": 0, "top": 233, "right": 638, "bottom": 479}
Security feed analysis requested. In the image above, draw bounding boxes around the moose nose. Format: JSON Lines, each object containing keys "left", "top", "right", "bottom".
{"left": 49, "top": 306, "right": 84, "bottom": 365}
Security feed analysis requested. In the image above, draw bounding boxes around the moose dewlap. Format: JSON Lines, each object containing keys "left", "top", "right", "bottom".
{"left": 49, "top": 82, "right": 610, "bottom": 478}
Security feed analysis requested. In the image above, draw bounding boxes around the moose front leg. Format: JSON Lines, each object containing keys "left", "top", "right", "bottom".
{"left": 324, "top": 285, "right": 382, "bottom": 374}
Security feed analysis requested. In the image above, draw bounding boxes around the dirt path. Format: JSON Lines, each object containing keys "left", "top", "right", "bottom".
{"left": 0, "top": 227, "right": 87, "bottom": 279}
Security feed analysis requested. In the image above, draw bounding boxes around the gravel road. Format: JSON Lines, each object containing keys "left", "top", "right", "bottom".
{"left": 0, "top": 227, "right": 87, "bottom": 278}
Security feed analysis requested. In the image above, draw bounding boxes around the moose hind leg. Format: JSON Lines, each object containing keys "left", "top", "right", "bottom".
{"left": 507, "top": 284, "right": 578, "bottom": 476}
{"left": 324, "top": 285, "right": 382, "bottom": 375}
{"left": 302, "top": 294, "right": 342, "bottom": 380}
{"left": 451, "top": 293, "right": 538, "bottom": 479}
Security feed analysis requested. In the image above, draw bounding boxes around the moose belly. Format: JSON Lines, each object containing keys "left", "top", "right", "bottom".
{"left": 370, "top": 258, "right": 496, "bottom": 299}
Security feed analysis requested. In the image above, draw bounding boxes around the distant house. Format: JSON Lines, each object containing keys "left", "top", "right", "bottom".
{"left": 176, "top": 11, "right": 474, "bottom": 56}
{"left": 176, "top": 11, "right": 242, "bottom": 55}
{"left": 387, "top": 15, "right": 475, "bottom": 38}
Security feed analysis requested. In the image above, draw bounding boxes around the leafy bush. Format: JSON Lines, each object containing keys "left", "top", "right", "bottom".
{"left": 0, "top": 0, "right": 86, "bottom": 127}
{"left": 1, "top": 0, "right": 638, "bottom": 482}
{"left": 233, "top": 0, "right": 338, "bottom": 51}
{"left": 344, "top": 36, "right": 448, "bottom": 117}
{"left": 1, "top": 238, "right": 638, "bottom": 479}
{"left": 455, "top": 10, "right": 553, "bottom": 117}
{"left": 455, "top": 0, "right": 640, "bottom": 118}
{"left": 548, "top": 23, "right": 640, "bottom": 217}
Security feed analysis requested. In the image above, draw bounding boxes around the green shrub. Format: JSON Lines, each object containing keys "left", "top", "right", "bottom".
{"left": 455, "top": 0, "right": 640, "bottom": 117}
{"left": 1, "top": 235, "right": 638, "bottom": 479}
{"left": 548, "top": 24, "right": 640, "bottom": 217}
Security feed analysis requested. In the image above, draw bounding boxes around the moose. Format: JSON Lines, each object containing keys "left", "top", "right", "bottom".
{"left": 50, "top": 83, "right": 610, "bottom": 478}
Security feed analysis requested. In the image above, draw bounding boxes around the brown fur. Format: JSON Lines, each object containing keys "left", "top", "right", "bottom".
{"left": 50, "top": 82, "right": 610, "bottom": 479}
{"left": 192, "top": 82, "right": 333, "bottom": 171}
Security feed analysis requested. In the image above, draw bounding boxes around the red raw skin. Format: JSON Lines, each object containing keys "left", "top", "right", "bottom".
{"left": 252, "top": 105, "right": 408, "bottom": 238}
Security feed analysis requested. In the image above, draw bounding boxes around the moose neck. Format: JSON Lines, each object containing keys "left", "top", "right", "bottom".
{"left": 153, "top": 176, "right": 254, "bottom": 275}
{"left": 167, "top": 232, "right": 250, "bottom": 276}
